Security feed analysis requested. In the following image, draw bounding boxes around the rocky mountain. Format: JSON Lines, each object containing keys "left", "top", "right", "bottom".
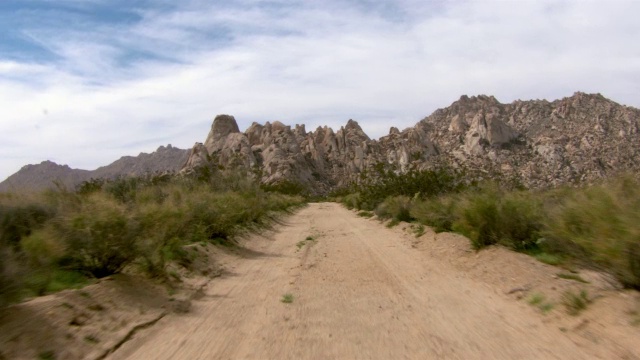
{"left": 4, "top": 92, "right": 637, "bottom": 194}
{"left": 0, "top": 145, "right": 189, "bottom": 192}
{"left": 182, "top": 92, "right": 640, "bottom": 191}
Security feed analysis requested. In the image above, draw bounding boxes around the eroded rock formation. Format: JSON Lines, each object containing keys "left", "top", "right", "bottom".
{"left": 182, "top": 92, "right": 640, "bottom": 191}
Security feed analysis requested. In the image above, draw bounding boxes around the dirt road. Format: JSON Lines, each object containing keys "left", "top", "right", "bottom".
{"left": 109, "top": 203, "right": 639, "bottom": 359}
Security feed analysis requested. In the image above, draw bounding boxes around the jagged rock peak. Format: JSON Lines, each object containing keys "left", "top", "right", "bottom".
{"left": 455, "top": 94, "right": 499, "bottom": 104}
{"left": 211, "top": 114, "right": 240, "bottom": 136}
{"left": 205, "top": 115, "right": 241, "bottom": 153}
{"left": 341, "top": 119, "right": 370, "bottom": 141}
{"left": 176, "top": 92, "right": 640, "bottom": 194}
{"left": 270, "top": 121, "right": 290, "bottom": 132}
{"left": 345, "top": 119, "right": 362, "bottom": 131}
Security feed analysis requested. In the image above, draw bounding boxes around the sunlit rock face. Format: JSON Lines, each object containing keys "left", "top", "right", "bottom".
{"left": 182, "top": 92, "right": 640, "bottom": 192}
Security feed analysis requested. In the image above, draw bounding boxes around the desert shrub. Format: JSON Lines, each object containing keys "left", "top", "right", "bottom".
{"left": 543, "top": 176, "right": 640, "bottom": 288}
{"left": 53, "top": 194, "right": 140, "bottom": 278}
{"left": 355, "top": 166, "right": 468, "bottom": 211}
{"left": 0, "top": 203, "right": 54, "bottom": 249}
{"left": 328, "top": 186, "right": 356, "bottom": 199}
{"left": 185, "top": 191, "right": 240, "bottom": 242}
{"left": 410, "top": 195, "right": 458, "bottom": 232}
{"left": 0, "top": 246, "right": 23, "bottom": 306}
{"left": 562, "top": 289, "right": 591, "bottom": 315}
{"left": 497, "top": 191, "right": 543, "bottom": 251}
{"left": 134, "top": 200, "right": 189, "bottom": 277}
{"left": 135, "top": 185, "right": 169, "bottom": 205}
{"left": 261, "top": 180, "right": 309, "bottom": 197}
{"left": 452, "top": 188, "right": 501, "bottom": 249}
{"left": 21, "top": 267, "right": 89, "bottom": 296}
{"left": 104, "top": 176, "right": 140, "bottom": 204}
{"left": 20, "top": 226, "right": 66, "bottom": 268}
{"left": 341, "top": 193, "right": 362, "bottom": 210}
{"left": 20, "top": 228, "right": 88, "bottom": 295}
{"left": 375, "top": 196, "right": 413, "bottom": 222}
{"left": 452, "top": 185, "right": 542, "bottom": 251}
{"left": 0, "top": 172, "right": 306, "bottom": 301}
{"left": 75, "top": 178, "right": 105, "bottom": 195}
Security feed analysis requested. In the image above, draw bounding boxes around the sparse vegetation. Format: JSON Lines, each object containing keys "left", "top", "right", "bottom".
{"left": 296, "top": 236, "right": 315, "bottom": 251}
{"left": 528, "top": 293, "right": 545, "bottom": 306}
{"left": 0, "top": 171, "right": 305, "bottom": 306}
{"left": 411, "top": 224, "right": 426, "bottom": 238}
{"left": 539, "top": 302, "right": 554, "bottom": 314}
{"left": 409, "top": 195, "right": 457, "bottom": 233}
{"left": 352, "top": 165, "right": 469, "bottom": 212}
{"left": 38, "top": 350, "right": 56, "bottom": 360}
{"left": 460, "top": 188, "right": 542, "bottom": 251}
{"left": 375, "top": 196, "right": 412, "bottom": 222}
{"left": 260, "top": 180, "right": 309, "bottom": 197}
{"left": 533, "top": 252, "right": 563, "bottom": 266}
{"left": 562, "top": 289, "right": 591, "bottom": 316}
{"left": 338, "top": 169, "right": 640, "bottom": 291}
{"left": 543, "top": 176, "right": 640, "bottom": 289}
{"left": 281, "top": 293, "right": 294, "bottom": 303}
{"left": 528, "top": 293, "right": 554, "bottom": 314}
{"left": 557, "top": 272, "right": 590, "bottom": 284}
{"left": 357, "top": 210, "right": 374, "bottom": 218}
{"left": 386, "top": 219, "right": 400, "bottom": 228}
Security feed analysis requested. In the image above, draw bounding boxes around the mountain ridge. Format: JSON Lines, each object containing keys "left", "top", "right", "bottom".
{"left": 3, "top": 91, "right": 639, "bottom": 193}
{"left": 182, "top": 91, "right": 640, "bottom": 192}
{"left": 0, "top": 145, "right": 189, "bottom": 192}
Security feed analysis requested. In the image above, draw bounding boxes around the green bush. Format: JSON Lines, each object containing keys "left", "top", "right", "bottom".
{"left": 54, "top": 194, "right": 140, "bottom": 278}
{"left": 355, "top": 166, "right": 467, "bottom": 211}
{"left": 339, "top": 168, "right": 640, "bottom": 290}
{"left": 104, "top": 176, "right": 141, "bottom": 204}
{"left": 261, "top": 180, "right": 309, "bottom": 197}
{"left": 544, "top": 176, "right": 640, "bottom": 288}
{"left": 452, "top": 189, "right": 501, "bottom": 249}
{"left": 0, "top": 203, "right": 54, "bottom": 249}
{"left": 135, "top": 200, "right": 188, "bottom": 277}
{"left": 341, "top": 193, "right": 362, "bottom": 210}
{"left": 452, "top": 186, "right": 542, "bottom": 251}
{"left": 410, "top": 195, "right": 458, "bottom": 232}
{"left": 75, "top": 178, "right": 105, "bottom": 195}
{"left": 375, "top": 196, "right": 413, "bottom": 222}
{"left": 497, "top": 192, "right": 543, "bottom": 251}
{"left": 0, "top": 173, "right": 306, "bottom": 305}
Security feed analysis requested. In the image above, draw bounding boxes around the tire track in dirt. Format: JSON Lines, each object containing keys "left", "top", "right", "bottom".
{"left": 108, "top": 203, "right": 634, "bottom": 360}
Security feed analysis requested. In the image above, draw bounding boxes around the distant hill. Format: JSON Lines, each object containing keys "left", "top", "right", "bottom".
{"left": 0, "top": 145, "right": 189, "bottom": 192}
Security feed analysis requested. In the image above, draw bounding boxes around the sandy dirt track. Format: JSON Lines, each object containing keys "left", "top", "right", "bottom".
{"left": 109, "top": 203, "right": 639, "bottom": 360}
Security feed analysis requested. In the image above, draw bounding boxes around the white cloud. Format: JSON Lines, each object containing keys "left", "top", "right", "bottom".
{"left": 1, "top": 0, "right": 639, "bottom": 180}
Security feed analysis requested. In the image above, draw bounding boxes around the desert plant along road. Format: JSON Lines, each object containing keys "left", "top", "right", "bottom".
{"left": 109, "top": 203, "right": 639, "bottom": 359}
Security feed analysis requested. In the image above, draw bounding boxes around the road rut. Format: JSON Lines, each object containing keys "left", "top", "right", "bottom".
{"left": 108, "top": 203, "right": 627, "bottom": 359}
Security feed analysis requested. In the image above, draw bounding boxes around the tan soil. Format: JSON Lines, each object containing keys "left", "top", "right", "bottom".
{"left": 2, "top": 203, "right": 639, "bottom": 359}
{"left": 110, "top": 203, "right": 639, "bottom": 359}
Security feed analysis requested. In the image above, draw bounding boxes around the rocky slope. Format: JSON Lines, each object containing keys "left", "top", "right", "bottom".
{"left": 0, "top": 145, "right": 189, "bottom": 192}
{"left": 183, "top": 92, "right": 640, "bottom": 191}
{"left": 4, "top": 92, "right": 638, "bottom": 193}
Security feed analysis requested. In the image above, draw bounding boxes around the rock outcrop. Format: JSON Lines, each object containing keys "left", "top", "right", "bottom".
{"left": 5, "top": 92, "right": 639, "bottom": 194}
{"left": 182, "top": 92, "right": 640, "bottom": 191}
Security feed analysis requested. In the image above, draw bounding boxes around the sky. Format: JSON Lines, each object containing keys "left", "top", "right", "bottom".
{"left": 1, "top": 0, "right": 639, "bottom": 181}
